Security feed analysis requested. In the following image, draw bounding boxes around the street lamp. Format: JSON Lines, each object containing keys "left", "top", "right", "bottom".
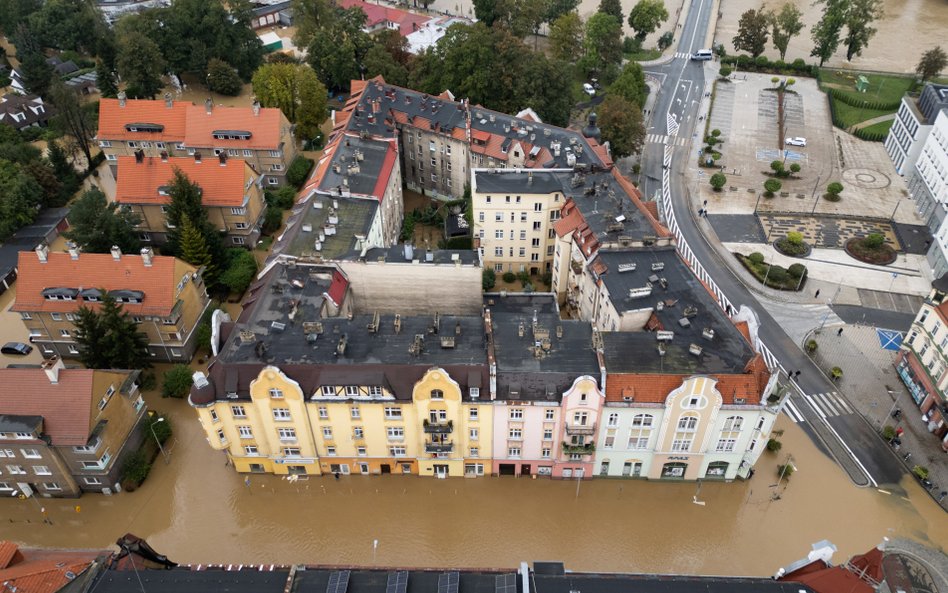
{"left": 151, "top": 417, "right": 169, "bottom": 465}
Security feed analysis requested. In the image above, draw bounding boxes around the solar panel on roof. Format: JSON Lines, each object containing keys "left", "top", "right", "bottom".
{"left": 438, "top": 572, "right": 459, "bottom": 593}
{"left": 495, "top": 573, "right": 517, "bottom": 593}
{"left": 327, "top": 570, "right": 351, "bottom": 593}
{"left": 386, "top": 571, "right": 408, "bottom": 593}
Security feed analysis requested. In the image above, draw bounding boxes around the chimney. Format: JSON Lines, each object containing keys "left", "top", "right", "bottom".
{"left": 110, "top": 245, "right": 122, "bottom": 261}
{"left": 205, "top": 98, "right": 213, "bottom": 114}
{"left": 67, "top": 241, "right": 80, "bottom": 260}
{"left": 41, "top": 356, "right": 65, "bottom": 384}
{"left": 35, "top": 243, "right": 49, "bottom": 263}
{"left": 140, "top": 247, "right": 153, "bottom": 267}
{"left": 219, "top": 152, "right": 227, "bottom": 166}
{"left": 159, "top": 151, "right": 168, "bottom": 162}
{"left": 252, "top": 101, "right": 260, "bottom": 116}
{"left": 164, "top": 92, "right": 173, "bottom": 109}
{"left": 117, "top": 91, "right": 126, "bottom": 107}
{"left": 134, "top": 149, "right": 144, "bottom": 164}
{"left": 194, "top": 152, "right": 202, "bottom": 164}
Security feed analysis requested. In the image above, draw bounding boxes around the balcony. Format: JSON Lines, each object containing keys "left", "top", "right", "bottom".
{"left": 423, "top": 419, "right": 454, "bottom": 434}
{"left": 425, "top": 441, "right": 454, "bottom": 454}
{"left": 565, "top": 423, "right": 596, "bottom": 436}
{"left": 561, "top": 441, "right": 595, "bottom": 455}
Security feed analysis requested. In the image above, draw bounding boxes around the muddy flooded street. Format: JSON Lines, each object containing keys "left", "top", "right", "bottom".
{"left": 2, "top": 385, "right": 945, "bottom": 574}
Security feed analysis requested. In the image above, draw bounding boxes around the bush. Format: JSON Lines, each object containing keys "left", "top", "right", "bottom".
{"left": 786, "top": 231, "right": 803, "bottom": 245}
{"left": 162, "top": 364, "right": 194, "bottom": 398}
{"left": 806, "top": 339, "right": 818, "bottom": 352}
{"left": 763, "top": 179, "right": 782, "bottom": 196}
{"left": 881, "top": 425, "right": 896, "bottom": 441}
{"left": 767, "top": 265, "right": 789, "bottom": 282}
{"left": 913, "top": 465, "right": 930, "bottom": 480}
{"left": 622, "top": 36, "right": 643, "bottom": 54}
{"left": 831, "top": 366, "right": 843, "bottom": 380}
{"left": 502, "top": 271, "right": 516, "bottom": 283}
{"left": 658, "top": 31, "right": 674, "bottom": 51}
{"left": 788, "top": 263, "right": 806, "bottom": 278}
{"left": 766, "top": 438, "right": 783, "bottom": 452}
{"left": 777, "top": 463, "right": 795, "bottom": 478}
{"left": 219, "top": 248, "right": 259, "bottom": 294}
{"left": 120, "top": 450, "right": 151, "bottom": 488}
{"left": 826, "top": 181, "right": 844, "bottom": 196}
{"left": 146, "top": 414, "right": 173, "bottom": 444}
{"left": 482, "top": 269, "right": 496, "bottom": 290}
{"left": 789, "top": 163, "right": 801, "bottom": 174}
{"left": 711, "top": 129, "right": 721, "bottom": 137}
{"left": 748, "top": 252, "right": 765, "bottom": 265}
{"left": 286, "top": 156, "right": 315, "bottom": 188}
{"left": 541, "top": 271, "right": 553, "bottom": 286}
{"left": 262, "top": 206, "right": 284, "bottom": 234}
{"left": 864, "top": 233, "right": 885, "bottom": 249}
{"left": 206, "top": 58, "right": 243, "bottom": 96}
{"left": 517, "top": 271, "right": 530, "bottom": 285}
{"left": 266, "top": 186, "right": 297, "bottom": 210}
{"left": 195, "top": 304, "right": 219, "bottom": 353}
{"left": 719, "top": 66, "right": 732, "bottom": 78}
{"left": 770, "top": 160, "right": 785, "bottom": 176}
{"left": 710, "top": 172, "right": 727, "bottom": 190}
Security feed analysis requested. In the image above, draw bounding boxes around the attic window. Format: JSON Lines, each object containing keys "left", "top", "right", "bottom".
{"left": 125, "top": 123, "right": 164, "bottom": 133}
{"left": 108, "top": 289, "right": 145, "bottom": 303}
{"left": 42, "top": 287, "right": 79, "bottom": 300}
{"left": 80, "top": 288, "right": 102, "bottom": 301}
{"left": 212, "top": 130, "right": 252, "bottom": 140}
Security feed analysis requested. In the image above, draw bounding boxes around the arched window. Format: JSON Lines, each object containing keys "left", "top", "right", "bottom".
{"left": 431, "top": 389, "right": 444, "bottom": 400}
{"left": 628, "top": 414, "right": 653, "bottom": 450}
{"left": 677, "top": 414, "right": 698, "bottom": 431}
{"left": 723, "top": 416, "right": 743, "bottom": 431}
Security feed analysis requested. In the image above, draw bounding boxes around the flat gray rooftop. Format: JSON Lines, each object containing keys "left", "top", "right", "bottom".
{"left": 318, "top": 134, "right": 394, "bottom": 197}
{"left": 598, "top": 247, "right": 755, "bottom": 375}
{"left": 363, "top": 245, "right": 479, "bottom": 265}
{"left": 274, "top": 195, "right": 378, "bottom": 261}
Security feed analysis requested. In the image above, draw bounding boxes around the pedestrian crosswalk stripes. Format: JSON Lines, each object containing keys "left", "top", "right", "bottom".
{"left": 783, "top": 399, "right": 805, "bottom": 423}
{"left": 674, "top": 52, "right": 692, "bottom": 59}
{"left": 646, "top": 134, "right": 689, "bottom": 145}
{"left": 803, "top": 392, "right": 853, "bottom": 419}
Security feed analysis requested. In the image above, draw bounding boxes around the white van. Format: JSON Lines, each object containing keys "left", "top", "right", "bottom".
{"left": 691, "top": 49, "right": 713, "bottom": 61}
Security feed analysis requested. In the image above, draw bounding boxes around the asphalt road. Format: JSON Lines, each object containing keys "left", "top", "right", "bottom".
{"left": 643, "top": 0, "right": 904, "bottom": 487}
{"left": 831, "top": 304, "right": 915, "bottom": 333}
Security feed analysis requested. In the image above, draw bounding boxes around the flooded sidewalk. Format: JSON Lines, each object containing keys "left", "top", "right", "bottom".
{"left": 1, "top": 388, "right": 946, "bottom": 575}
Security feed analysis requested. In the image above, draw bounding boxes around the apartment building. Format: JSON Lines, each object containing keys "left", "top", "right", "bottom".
{"left": 896, "top": 276, "right": 948, "bottom": 450}
{"left": 885, "top": 83, "right": 948, "bottom": 176}
{"left": 0, "top": 359, "right": 146, "bottom": 497}
{"left": 97, "top": 93, "right": 297, "bottom": 186}
{"left": 111, "top": 152, "right": 267, "bottom": 247}
{"left": 907, "top": 111, "right": 948, "bottom": 276}
{"left": 14, "top": 246, "right": 211, "bottom": 362}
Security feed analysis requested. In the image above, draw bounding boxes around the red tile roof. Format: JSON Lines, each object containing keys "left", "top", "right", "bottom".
{"left": 13, "top": 251, "right": 186, "bottom": 315}
{"left": 337, "top": 0, "right": 431, "bottom": 36}
{"left": 0, "top": 368, "right": 95, "bottom": 446}
{"left": 0, "top": 542, "right": 101, "bottom": 593}
{"left": 606, "top": 364, "right": 768, "bottom": 405}
{"left": 782, "top": 560, "right": 873, "bottom": 593}
{"left": 371, "top": 141, "right": 399, "bottom": 199}
{"left": 610, "top": 167, "right": 670, "bottom": 238}
{"left": 183, "top": 103, "right": 284, "bottom": 150}
{"left": 0, "top": 542, "right": 21, "bottom": 568}
{"left": 115, "top": 155, "right": 250, "bottom": 206}
{"left": 326, "top": 270, "right": 349, "bottom": 307}
{"left": 97, "top": 98, "right": 189, "bottom": 142}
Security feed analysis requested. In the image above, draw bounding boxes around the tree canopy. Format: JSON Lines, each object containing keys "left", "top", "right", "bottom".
{"left": 252, "top": 63, "right": 328, "bottom": 142}
{"left": 207, "top": 58, "right": 243, "bottom": 96}
{"left": 305, "top": 7, "right": 373, "bottom": 91}
{"left": 608, "top": 62, "right": 648, "bottom": 110}
{"left": 770, "top": 3, "right": 804, "bottom": 61}
{"left": 597, "top": 0, "right": 623, "bottom": 21}
{"left": 810, "top": 0, "right": 847, "bottom": 66}
{"left": 627, "top": 0, "right": 668, "bottom": 41}
{"left": 116, "top": 31, "right": 166, "bottom": 99}
{"left": 597, "top": 95, "right": 645, "bottom": 158}
{"left": 73, "top": 293, "right": 151, "bottom": 370}
{"left": 732, "top": 8, "right": 769, "bottom": 57}
{"left": 549, "top": 11, "right": 584, "bottom": 63}
{"left": 917, "top": 47, "right": 947, "bottom": 82}
{"left": 843, "top": 0, "right": 883, "bottom": 61}
{"left": 0, "top": 159, "right": 42, "bottom": 241}
{"left": 63, "top": 188, "right": 142, "bottom": 254}
{"left": 584, "top": 12, "right": 623, "bottom": 73}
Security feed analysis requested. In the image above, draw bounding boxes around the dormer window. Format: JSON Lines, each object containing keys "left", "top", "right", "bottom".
{"left": 42, "top": 287, "right": 78, "bottom": 301}
{"left": 212, "top": 130, "right": 252, "bottom": 141}
{"left": 108, "top": 289, "right": 144, "bottom": 304}
{"left": 321, "top": 385, "right": 335, "bottom": 396}
{"left": 125, "top": 123, "right": 164, "bottom": 133}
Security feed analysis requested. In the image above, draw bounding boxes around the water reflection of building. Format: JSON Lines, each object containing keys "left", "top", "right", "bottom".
{"left": 0, "top": 359, "right": 147, "bottom": 498}
{"left": 896, "top": 275, "right": 948, "bottom": 450}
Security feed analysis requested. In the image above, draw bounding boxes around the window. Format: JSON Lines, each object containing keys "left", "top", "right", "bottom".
{"left": 384, "top": 407, "right": 402, "bottom": 419}
{"left": 545, "top": 409, "right": 555, "bottom": 421}
{"left": 469, "top": 407, "right": 479, "bottom": 420}
{"left": 390, "top": 446, "right": 406, "bottom": 457}
{"left": 318, "top": 406, "right": 329, "bottom": 419}
{"left": 32, "top": 466, "right": 51, "bottom": 475}
{"left": 42, "top": 482, "right": 61, "bottom": 491}
{"left": 677, "top": 415, "right": 698, "bottom": 431}
{"left": 573, "top": 412, "right": 588, "bottom": 426}
{"left": 543, "top": 428, "right": 553, "bottom": 440}
{"left": 534, "top": 202, "right": 542, "bottom": 212}
{"left": 533, "top": 221, "right": 541, "bottom": 230}
{"left": 269, "top": 150, "right": 282, "bottom": 158}
{"left": 51, "top": 312, "right": 62, "bottom": 321}
{"left": 269, "top": 388, "right": 284, "bottom": 398}
{"left": 387, "top": 426, "right": 404, "bottom": 440}
{"left": 321, "top": 386, "right": 335, "bottom": 396}
{"left": 715, "top": 438, "right": 736, "bottom": 452}
{"left": 495, "top": 213, "right": 503, "bottom": 222}
{"left": 14, "top": 433, "right": 32, "bottom": 439}
{"left": 80, "top": 451, "right": 111, "bottom": 470}
{"left": 607, "top": 413, "right": 618, "bottom": 427}
{"left": 72, "top": 438, "right": 101, "bottom": 454}
{"left": 723, "top": 416, "right": 744, "bottom": 431}
{"left": 322, "top": 427, "right": 333, "bottom": 439}
{"left": 357, "top": 446, "right": 367, "bottom": 456}
{"left": 267, "top": 177, "right": 278, "bottom": 185}
{"left": 244, "top": 445, "right": 258, "bottom": 455}
{"left": 6, "top": 465, "right": 26, "bottom": 475}
{"left": 510, "top": 408, "right": 523, "bottom": 420}
{"left": 541, "top": 448, "right": 551, "bottom": 458}
{"left": 508, "top": 447, "right": 521, "bottom": 457}
{"left": 531, "top": 238, "right": 540, "bottom": 247}
{"left": 368, "top": 386, "right": 383, "bottom": 397}
{"left": 283, "top": 447, "right": 301, "bottom": 457}
{"left": 243, "top": 149, "right": 253, "bottom": 157}
{"left": 60, "top": 329, "right": 71, "bottom": 337}
{"left": 351, "top": 406, "right": 361, "bottom": 419}
{"left": 431, "top": 391, "right": 444, "bottom": 403}
{"left": 671, "top": 437, "right": 692, "bottom": 452}
{"left": 345, "top": 386, "right": 360, "bottom": 396}
{"left": 354, "top": 427, "right": 364, "bottom": 439}
{"left": 272, "top": 408, "right": 291, "bottom": 421}
{"left": 494, "top": 247, "right": 503, "bottom": 256}
{"left": 234, "top": 222, "right": 249, "bottom": 230}
{"left": 470, "top": 447, "right": 479, "bottom": 457}
{"left": 469, "top": 428, "right": 478, "bottom": 440}
{"left": 278, "top": 428, "right": 297, "bottom": 441}
{"left": 628, "top": 414, "right": 653, "bottom": 450}
{"left": 84, "top": 477, "right": 102, "bottom": 485}
{"left": 231, "top": 207, "right": 246, "bottom": 215}
{"left": 231, "top": 405, "right": 246, "bottom": 418}
{"left": 495, "top": 229, "right": 504, "bottom": 239}
{"left": 209, "top": 409, "right": 219, "bottom": 422}
{"left": 604, "top": 434, "right": 615, "bottom": 449}
{"left": 683, "top": 396, "right": 706, "bottom": 409}
{"left": 508, "top": 428, "right": 522, "bottom": 440}
{"left": 20, "top": 449, "right": 40, "bottom": 459}
{"left": 519, "top": 247, "right": 525, "bottom": 257}
{"left": 19, "top": 312, "right": 31, "bottom": 320}
{"left": 479, "top": 212, "right": 485, "bottom": 222}
{"left": 756, "top": 416, "right": 766, "bottom": 431}
{"left": 98, "top": 140, "right": 112, "bottom": 148}
{"left": 217, "top": 429, "right": 226, "bottom": 443}
{"left": 238, "top": 426, "right": 253, "bottom": 439}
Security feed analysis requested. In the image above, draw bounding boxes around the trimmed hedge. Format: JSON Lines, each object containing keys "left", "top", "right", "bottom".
{"left": 853, "top": 127, "right": 888, "bottom": 142}
{"left": 720, "top": 55, "right": 817, "bottom": 77}
{"left": 827, "top": 87, "right": 901, "bottom": 111}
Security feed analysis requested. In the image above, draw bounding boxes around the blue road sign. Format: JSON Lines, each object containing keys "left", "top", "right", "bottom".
{"left": 877, "top": 328, "right": 903, "bottom": 351}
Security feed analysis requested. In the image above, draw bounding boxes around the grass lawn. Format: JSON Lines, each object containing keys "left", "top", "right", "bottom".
{"left": 832, "top": 102, "right": 892, "bottom": 128}
{"left": 859, "top": 119, "right": 894, "bottom": 136}
{"left": 626, "top": 48, "right": 662, "bottom": 61}
{"left": 820, "top": 69, "right": 916, "bottom": 104}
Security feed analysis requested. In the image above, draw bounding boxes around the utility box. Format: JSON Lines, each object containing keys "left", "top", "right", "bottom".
{"left": 856, "top": 75, "right": 869, "bottom": 92}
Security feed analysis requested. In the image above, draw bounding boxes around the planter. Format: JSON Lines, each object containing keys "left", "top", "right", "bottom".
{"left": 773, "top": 238, "right": 811, "bottom": 258}
{"left": 844, "top": 237, "right": 896, "bottom": 266}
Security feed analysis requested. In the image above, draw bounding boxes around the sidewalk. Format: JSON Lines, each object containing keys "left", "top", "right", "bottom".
{"left": 807, "top": 324, "right": 948, "bottom": 511}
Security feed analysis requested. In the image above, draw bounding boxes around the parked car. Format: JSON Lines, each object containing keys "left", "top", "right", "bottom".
{"left": 583, "top": 83, "right": 595, "bottom": 96}
{"left": 1, "top": 342, "right": 33, "bottom": 356}
{"left": 691, "top": 49, "right": 713, "bottom": 61}
{"left": 785, "top": 137, "right": 807, "bottom": 147}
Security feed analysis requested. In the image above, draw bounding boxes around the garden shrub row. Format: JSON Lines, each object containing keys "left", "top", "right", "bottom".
{"left": 720, "top": 55, "right": 818, "bottom": 77}
{"left": 827, "top": 87, "right": 901, "bottom": 111}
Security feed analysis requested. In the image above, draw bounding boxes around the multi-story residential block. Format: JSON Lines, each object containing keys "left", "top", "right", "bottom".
{"left": 189, "top": 261, "right": 491, "bottom": 477}
{"left": 486, "top": 294, "right": 605, "bottom": 478}
{"left": 97, "top": 93, "right": 297, "bottom": 186}
{"left": 110, "top": 152, "right": 267, "bottom": 247}
{"left": 0, "top": 358, "right": 146, "bottom": 497}
{"left": 907, "top": 110, "right": 948, "bottom": 276}
{"left": 13, "top": 246, "right": 211, "bottom": 362}
{"left": 885, "top": 83, "right": 948, "bottom": 176}
{"left": 896, "top": 276, "right": 948, "bottom": 450}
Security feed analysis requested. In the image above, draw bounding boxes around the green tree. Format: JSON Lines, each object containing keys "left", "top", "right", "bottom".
{"left": 732, "top": 8, "right": 769, "bottom": 57}
{"left": 27, "top": 0, "right": 104, "bottom": 53}
{"left": 219, "top": 248, "right": 258, "bottom": 294}
{"left": 710, "top": 172, "right": 727, "bottom": 190}
{"left": 363, "top": 44, "right": 409, "bottom": 87}
{"left": 546, "top": 0, "right": 579, "bottom": 23}
{"left": 810, "top": 0, "right": 847, "bottom": 67}
{"left": 770, "top": 3, "right": 804, "bottom": 61}
{"left": 597, "top": 95, "right": 645, "bottom": 157}
{"left": 763, "top": 178, "right": 782, "bottom": 196}
{"left": 47, "top": 139, "right": 79, "bottom": 196}
{"left": 306, "top": 10, "right": 372, "bottom": 91}
{"left": 0, "top": 0, "right": 41, "bottom": 36}
{"left": 585, "top": 12, "right": 623, "bottom": 70}
{"left": 657, "top": 30, "right": 674, "bottom": 50}
{"left": 95, "top": 58, "right": 118, "bottom": 99}
{"left": 13, "top": 24, "right": 54, "bottom": 96}
{"left": 252, "top": 63, "right": 328, "bottom": 141}
{"left": 206, "top": 58, "right": 243, "bottom": 96}
{"left": 516, "top": 53, "right": 574, "bottom": 126}
{"left": 0, "top": 159, "right": 42, "bottom": 240}
{"left": 290, "top": 0, "right": 335, "bottom": 47}
{"left": 74, "top": 293, "right": 151, "bottom": 370}
{"left": 162, "top": 364, "right": 194, "bottom": 398}
{"left": 473, "top": 0, "right": 506, "bottom": 26}
{"left": 608, "top": 61, "right": 648, "bottom": 110}
{"left": 515, "top": 0, "right": 552, "bottom": 48}
{"left": 483, "top": 269, "right": 496, "bottom": 290}
{"left": 916, "top": 47, "right": 947, "bottom": 82}
{"left": 549, "top": 11, "right": 584, "bottom": 63}
{"left": 826, "top": 181, "right": 844, "bottom": 195}
{"left": 178, "top": 214, "right": 217, "bottom": 287}
{"left": 164, "top": 169, "right": 222, "bottom": 264}
{"left": 374, "top": 29, "right": 413, "bottom": 69}
{"left": 64, "top": 188, "right": 142, "bottom": 254}
{"left": 24, "top": 160, "right": 62, "bottom": 208}
{"left": 598, "top": 0, "right": 622, "bottom": 21}
{"left": 844, "top": 0, "right": 883, "bottom": 61}
{"left": 627, "top": 0, "right": 668, "bottom": 42}
{"left": 117, "top": 31, "right": 166, "bottom": 99}
{"left": 48, "top": 81, "right": 98, "bottom": 172}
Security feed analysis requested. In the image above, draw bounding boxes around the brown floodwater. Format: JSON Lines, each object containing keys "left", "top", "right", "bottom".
{"left": 2, "top": 385, "right": 946, "bottom": 575}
